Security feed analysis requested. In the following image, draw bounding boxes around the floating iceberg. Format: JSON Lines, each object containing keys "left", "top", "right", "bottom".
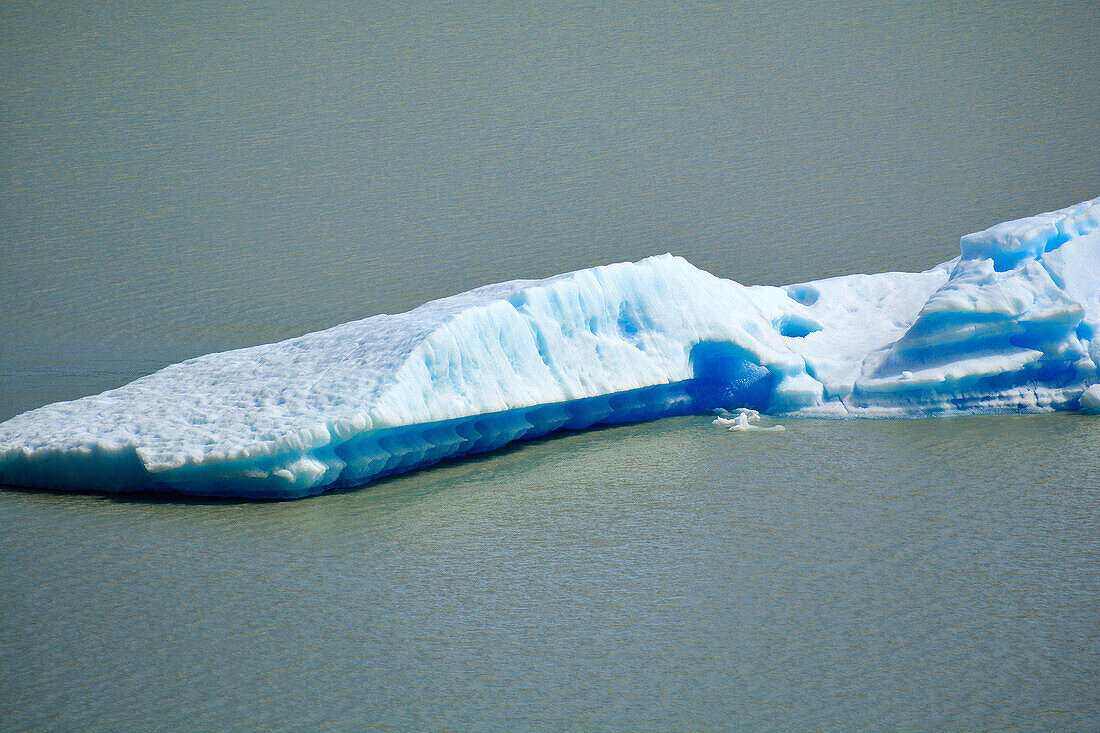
{"left": 2, "top": 197, "right": 1099, "bottom": 498}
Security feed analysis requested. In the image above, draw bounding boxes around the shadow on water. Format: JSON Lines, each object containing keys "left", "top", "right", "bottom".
{"left": 0, "top": 482, "right": 260, "bottom": 506}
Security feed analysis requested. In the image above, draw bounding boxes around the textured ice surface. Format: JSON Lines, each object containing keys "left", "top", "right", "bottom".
{"left": 1082, "top": 385, "right": 1100, "bottom": 413}
{"left": 2, "top": 197, "right": 1099, "bottom": 498}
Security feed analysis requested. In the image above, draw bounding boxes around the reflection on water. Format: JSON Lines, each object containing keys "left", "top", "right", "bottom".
{"left": 2, "top": 414, "right": 1098, "bottom": 729}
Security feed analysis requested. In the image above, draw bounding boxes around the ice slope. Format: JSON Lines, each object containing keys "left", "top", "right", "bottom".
{"left": 1, "top": 196, "right": 1098, "bottom": 498}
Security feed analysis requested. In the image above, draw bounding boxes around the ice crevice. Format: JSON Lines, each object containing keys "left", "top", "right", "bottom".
{"left": 1, "top": 196, "right": 1099, "bottom": 498}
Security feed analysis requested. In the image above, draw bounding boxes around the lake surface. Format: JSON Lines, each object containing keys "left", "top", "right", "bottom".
{"left": 1, "top": 1, "right": 1098, "bottom": 729}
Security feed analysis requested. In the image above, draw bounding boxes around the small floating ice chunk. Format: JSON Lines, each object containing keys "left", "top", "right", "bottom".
{"left": 712, "top": 407, "right": 761, "bottom": 425}
{"left": 713, "top": 408, "right": 785, "bottom": 432}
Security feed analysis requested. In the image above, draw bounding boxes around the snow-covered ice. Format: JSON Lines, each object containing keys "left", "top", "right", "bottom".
{"left": 2, "top": 197, "right": 1098, "bottom": 498}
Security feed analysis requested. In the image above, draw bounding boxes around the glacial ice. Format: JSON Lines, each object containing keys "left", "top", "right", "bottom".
{"left": 1082, "top": 385, "right": 1100, "bottom": 413}
{"left": 1, "top": 196, "right": 1099, "bottom": 498}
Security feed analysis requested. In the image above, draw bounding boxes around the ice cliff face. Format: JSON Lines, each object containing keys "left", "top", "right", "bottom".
{"left": 2, "top": 197, "right": 1098, "bottom": 498}
{"left": 770, "top": 196, "right": 1100, "bottom": 416}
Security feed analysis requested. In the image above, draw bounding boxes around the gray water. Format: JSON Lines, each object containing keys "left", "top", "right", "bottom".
{"left": 1, "top": 1, "right": 1098, "bottom": 729}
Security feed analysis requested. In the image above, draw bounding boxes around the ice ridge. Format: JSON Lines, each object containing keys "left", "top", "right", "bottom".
{"left": 1, "top": 196, "right": 1098, "bottom": 498}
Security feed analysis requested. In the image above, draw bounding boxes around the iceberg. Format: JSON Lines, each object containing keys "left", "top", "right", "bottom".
{"left": 2, "top": 197, "right": 1099, "bottom": 499}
